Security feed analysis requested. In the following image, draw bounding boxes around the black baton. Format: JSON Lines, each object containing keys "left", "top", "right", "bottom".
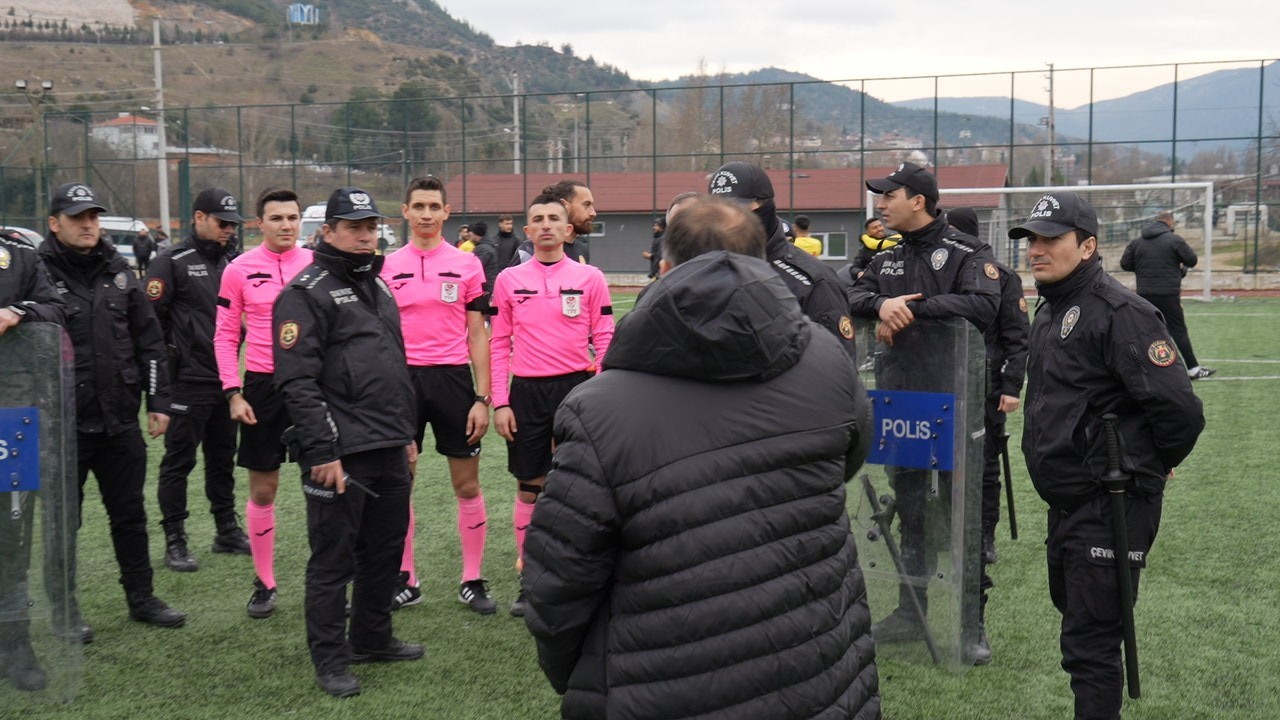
{"left": 997, "top": 427, "right": 1018, "bottom": 540}
{"left": 861, "top": 474, "right": 942, "bottom": 664}
{"left": 1102, "top": 413, "right": 1141, "bottom": 699}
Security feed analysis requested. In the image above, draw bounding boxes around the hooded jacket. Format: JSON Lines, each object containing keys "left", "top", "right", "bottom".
{"left": 1119, "top": 221, "right": 1197, "bottom": 296}
{"left": 523, "top": 251, "right": 880, "bottom": 720}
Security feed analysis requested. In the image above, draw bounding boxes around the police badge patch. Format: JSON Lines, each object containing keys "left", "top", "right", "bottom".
{"left": 1018, "top": 297, "right": 1028, "bottom": 313}
{"left": 1147, "top": 339, "right": 1177, "bottom": 367}
{"left": 278, "top": 321, "right": 299, "bottom": 349}
{"left": 561, "top": 294, "right": 581, "bottom": 318}
{"left": 146, "top": 278, "right": 165, "bottom": 299}
{"left": 930, "top": 248, "right": 949, "bottom": 270}
{"left": 1060, "top": 305, "right": 1081, "bottom": 339}
{"left": 838, "top": 316, "right": 854, "bottom": 339}
{"left": 0, "top": 247, "right": 10, "bottom": 270}
{"left": 114, "top": 271, "right": 129, "bottom": 290}
{"left": 984, "top": 262, "right": 999, "bottom": 280}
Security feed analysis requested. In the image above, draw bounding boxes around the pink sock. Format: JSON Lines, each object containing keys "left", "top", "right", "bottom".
{"left": 401, "top": 502, "right": 418, "bottom": 587}
{"left": 513, "top": 498, "right": 536, "bottom": 567}
{"left": 457, "top": 494, "right": 487, "bottom": 582}
{"left": 246, "top": 501, "right": 276, "bottom": 589}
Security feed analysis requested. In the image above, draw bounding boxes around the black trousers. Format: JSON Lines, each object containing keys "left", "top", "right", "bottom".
{"left": 1139, "top": 292, "right": 1198, "bottom": 370}
{"left": 889, "top": 467, "right": 950, "bottom": 615}
{"left": 303, "top": 446, "right": 411, "bottom": 674}
{"left": 157, "top": 389, "right": 238, "bottom": 529}
{"left": 1047, "top": 493, "right": 1161, "bottom": 720}
{"left": 75, "top": 429, "right": 155, "bottom": 595}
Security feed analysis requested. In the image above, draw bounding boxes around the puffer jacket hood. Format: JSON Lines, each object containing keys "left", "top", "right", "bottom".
{"left": 604, "top": 250, "right": 808, "bottom": 383}
{"left": 1140, "top": 220, "right": 1170, "bottom": 240}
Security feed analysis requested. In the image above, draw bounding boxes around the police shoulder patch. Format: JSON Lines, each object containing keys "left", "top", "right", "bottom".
{"left": 278, "top": 321, "right": 300, "bottom": 350}
{"left": 1147, "top": 339, "right": 1177, "bottom": 367}
{"left": 838, "top": 315, "right": 854, "bottom": 340}
{"left": 145, "top": 278, "right": 165, "bottom": 299}
{"left": 984, "top": 262, "right": 999, "bottom": 280}
{"left": 1018, "top": 297, "right": 1028, "bottom": 313}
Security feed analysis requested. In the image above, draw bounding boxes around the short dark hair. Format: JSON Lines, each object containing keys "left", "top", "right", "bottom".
{"left": 662, "top": 197, "right": 766, "bottom": 267}
{"left": 864, "top": 216, "right": 881, "bottom": 229}
{"left": 793, "top": 215, "right": 811, "bottom": 231}
{"left": 498, "top": 214, "right": 513, "bottom": 223}
{"left": 405, "top": 176, "right": 447, "bottom": 205}
{"left": 542, "top": 179, "right": 588, "bottom": 204}
{"left": 527, "top": 192, "right": 561, "bottom": 211}
{"left": 471, "top": 221, "right": 488, "bottom": 238}
{"left": 255, "top": 187, "right": 299, "bottom": 219}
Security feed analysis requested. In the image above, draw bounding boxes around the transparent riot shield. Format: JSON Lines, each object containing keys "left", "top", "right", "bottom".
{"left": 851, "top": 317, "right": 985, "bottom": 672}
{"left": 0, "top": 323, "right": 81, "bottom": 702}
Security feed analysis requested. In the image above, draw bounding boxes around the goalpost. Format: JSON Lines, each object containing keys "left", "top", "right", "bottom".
{"left": 867, "top": 182, "right": 1216, "bottom": 301}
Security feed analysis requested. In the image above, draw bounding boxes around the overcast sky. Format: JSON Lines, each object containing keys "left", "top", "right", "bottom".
{"left": 449, "top": 0, "right": 1276, "bottom": 106}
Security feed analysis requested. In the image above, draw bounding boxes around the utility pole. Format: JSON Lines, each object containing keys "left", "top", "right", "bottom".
{"left": 14, "top": 79, "right": 54, "bottom": 221}
{"left": 509, "top": 72, "right": 520, "bottom": 175}
{"left": 153, "top": 20, "right": 171, "bottom": 238}
{"left": 1045, "top": 62, "right": 1055, "bottom": 186}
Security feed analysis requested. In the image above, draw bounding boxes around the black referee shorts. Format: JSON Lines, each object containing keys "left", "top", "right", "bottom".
{"left": 409, "top": 365, "right": 481, "bottom": 458}
{"left": 507, "top": 371, "right": 590, "bottom": 481}
{"left": 237, "top": 371, "right": 291, "bottom": 472}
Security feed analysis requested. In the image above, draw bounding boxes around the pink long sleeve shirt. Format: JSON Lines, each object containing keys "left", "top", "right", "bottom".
{"left": 489, "top": 255, "right": 614, "bottom": 407}
{"left": 379, "top": 241, "right": 486, "bottom": 367}
{"left": 214, "top": 243, "right": 313, "bottom": 389}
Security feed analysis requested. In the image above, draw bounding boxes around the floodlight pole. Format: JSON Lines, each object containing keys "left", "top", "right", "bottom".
{"left": 153, "top": 20, "right": 171, "bottom": 238}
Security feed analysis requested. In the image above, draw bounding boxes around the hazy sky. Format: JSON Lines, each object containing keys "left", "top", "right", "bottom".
{"left": 449, "top": 0, "right": 1276, "bottom": 106}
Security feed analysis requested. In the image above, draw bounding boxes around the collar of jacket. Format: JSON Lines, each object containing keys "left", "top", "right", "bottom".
{"left": 185, "top": 233, "right": 232, "bottom": 261}
{"left": 41, "top": 232, "right": 127, "bottom": 275}
{"left": 896, "top": 213, "right": 947, "bottom": 247}
{"left": 313, "top": 240, "right": 385, "bottom": 280}
{"left": 1036, "top": 254, "right": 1103, "bottom": 304}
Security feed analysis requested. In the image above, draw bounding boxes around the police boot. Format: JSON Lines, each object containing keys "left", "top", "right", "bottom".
{"left": 126, "top": 590, "right": 187, "bottom": 628}
{"left": 873, "top": 586, "right": 929, "bottom": 644}
{"left": 51, "top": 597, "right": 95, "bottom": 645}
{"left": 211, "top": 514, "right": 250, "bottom": 555}
{"left": 964, "top": 622, "right": 992, "bottom": 666}
{"left": 163, "top": 524, "right": 198, "bottom": 573}
{"left": 0, "top": 626, "right": 48, "bottom": 692}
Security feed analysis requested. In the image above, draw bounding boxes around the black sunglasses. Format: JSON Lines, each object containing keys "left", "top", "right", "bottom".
{"left": 216, "top": 219, "right": 238, "bottom": 229}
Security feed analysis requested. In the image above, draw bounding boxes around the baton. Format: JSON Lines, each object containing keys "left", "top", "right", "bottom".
{"left": 1102, "top": 414, "right": 1141, "bottom": 699}
{"left": 997, "top": 427, "right": 1018, "bottom": 540}
{"left": 861, "top": 474, "right": 942, "bottom": 664}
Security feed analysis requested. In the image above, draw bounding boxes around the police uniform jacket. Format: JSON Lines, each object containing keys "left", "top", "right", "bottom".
{"left": 272, "top": 243, "right": 414, "bottom": 468}
{"left": 523, "top": 251, "right": 879, "bottom": 720}
{"left": 1119, "top": 221, "right": 1197, "bottom": 296}
{"left": 39, "top": 236, "right": 170, "bottom": 435}
{"left": 145, "top": 233, "right": 233, "bottom": 389}
{"left": 764, "top": 222, "right": 857, "bottom": 359}
{"left": 0, "top": 231, "right": 64, "bottom": 324}
{"left": 986, "top": 260, "right": 1029, "bottom": 400}
{"left": 847, "top": 214, "right": 1000, "bottom": 331}
{"left": 1022, "top": 257, "right": 1204, "bottom": 511}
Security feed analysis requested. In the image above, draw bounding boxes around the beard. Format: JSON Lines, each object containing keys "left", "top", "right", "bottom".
{"left": 571, "top": 215, "right": 593, "bottom": 236}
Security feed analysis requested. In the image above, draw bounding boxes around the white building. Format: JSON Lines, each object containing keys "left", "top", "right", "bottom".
{"left": 90, "top": 114, "right": 161, "bottom": 158}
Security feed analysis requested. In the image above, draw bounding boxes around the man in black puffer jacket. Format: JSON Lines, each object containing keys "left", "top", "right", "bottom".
{"left": 1120, "top": 211, "right": 1212, "bottom": 379}
{"left": 523, "top": 197, "right": 880, "bottom": 720}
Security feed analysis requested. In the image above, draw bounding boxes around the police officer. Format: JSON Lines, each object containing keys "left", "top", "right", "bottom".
{"left": 147, "top": 187, "right": 249, "bottom": 571}
{"left": 37, "top": 182, "right": 186, "bottom": 633}
{"left": 0, "top": 226, "right": 65, "bottom": 691}
{"left": 707, "top": 161, "right": 857, "bottom": 358}
{"left": 847, "top": 163, "right": 999, "bottom": 652}
{"left": 949, "top": 206, "right": 1029, "bottom": 663}
{"left": 273, "top": 187, "right": 422, "bottom": 698}
{"left": 1013, "top": 191, "right": 1204, "bottom": 718}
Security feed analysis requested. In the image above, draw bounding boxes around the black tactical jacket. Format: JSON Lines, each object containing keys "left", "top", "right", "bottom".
{"left": 145, "top": 234, "right": 233, "bottom": 389}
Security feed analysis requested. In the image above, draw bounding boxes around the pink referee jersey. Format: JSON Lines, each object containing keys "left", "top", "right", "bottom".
{"left": 380, "top": 241, "right": 487, "bottom": 367}
{"left": 214, "top": 243, "right": 313, "bottom": 390}
{"left": 489, "top": 256, "right": 614, "bottom": 407}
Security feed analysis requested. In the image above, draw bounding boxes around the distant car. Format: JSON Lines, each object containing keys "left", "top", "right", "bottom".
{"left": 98, "top": 216, "right": 147, "bottom": 269}
{"left": 1, "top": 226, "right": 44, "bottom": 248}
{"left": 300, "top": 203, "right": 399, "bottom": 252}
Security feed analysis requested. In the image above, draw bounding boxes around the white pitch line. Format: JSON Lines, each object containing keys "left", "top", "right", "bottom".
{"left": 1201, "top": 359, "right": 1280, "bottom": 364}
{"left": 1187, "top": 313, "right": 1279, "bottom": 317}
{"left": 1198, "top": 376, "right": 1280, "bottom": 381}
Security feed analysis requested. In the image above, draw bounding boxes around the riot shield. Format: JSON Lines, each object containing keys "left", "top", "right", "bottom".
{"left": 851, "top": 317, "right": 985, "bottom": 672}
{"left": 0, "top": 323, "right": 81, "bottom": 702}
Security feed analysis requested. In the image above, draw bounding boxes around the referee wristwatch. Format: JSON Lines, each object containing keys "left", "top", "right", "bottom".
{"left": 474, "top": 394, "right": 492, "bottom": 406}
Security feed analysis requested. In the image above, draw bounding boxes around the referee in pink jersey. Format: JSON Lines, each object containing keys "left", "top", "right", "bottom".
{"left": 490, "top": 192, "right": 614, "bottom": 617}
{"left": 214, "top": 188, "right": 313, "bottom": 619}
{"left": 380, "top": 176, "right": 497, "bottom": 614}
